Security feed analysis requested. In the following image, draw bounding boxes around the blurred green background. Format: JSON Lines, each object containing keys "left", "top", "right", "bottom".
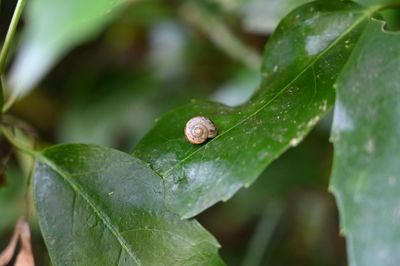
{"left": 0, "top": 0, "right": 348, "bottom": 265}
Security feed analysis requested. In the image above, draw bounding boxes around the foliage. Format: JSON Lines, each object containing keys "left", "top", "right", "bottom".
{"left": 330, "top": 20, "right": 400, "bottom": 265}
{"left": 35, "top": 144, "right": 223, "bottom": 265}
{"left": 1, "top": 0, "right": 400, "bottom": 265}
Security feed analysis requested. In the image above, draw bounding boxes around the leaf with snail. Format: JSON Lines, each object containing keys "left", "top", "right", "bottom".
{"left": 133, "top": 1, "right": 381, "bottom": 218}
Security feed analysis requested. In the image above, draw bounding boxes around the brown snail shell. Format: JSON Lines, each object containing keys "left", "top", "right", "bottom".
{"left": 184, "top": 116, "right": 218, "bottom": 144}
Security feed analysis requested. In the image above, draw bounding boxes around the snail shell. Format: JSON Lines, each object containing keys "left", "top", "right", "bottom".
{"left": 184, "top": 116, "right": 218, "bottom": 144}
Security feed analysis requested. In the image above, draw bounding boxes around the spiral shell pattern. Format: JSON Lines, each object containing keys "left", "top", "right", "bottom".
{"left": 184, "top": 116, "right": 218, "bottom": 144}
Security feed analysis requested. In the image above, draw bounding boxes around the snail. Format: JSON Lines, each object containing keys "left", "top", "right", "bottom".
{"left": 184, "top": 116, "right": 218, "bottom": 144}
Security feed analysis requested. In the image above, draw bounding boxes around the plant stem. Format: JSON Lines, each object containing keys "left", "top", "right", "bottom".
{"left": 0, "top": 76, "right": 4, "bottom": 112}
{"left": 0, "top": 126, "right": 37, "bottom": 157}
{"left": 180, "top": 2, "right": 262, "bottom": 70}
{"left": 242, "top": 202, "right": 282, "bottom": 266}
{"left": 23, "top": 162, "right": 35, "bottom": 219}
{"left": 0, "top": 0, "right": 27, "bottom": 74}
{"left": 1, "top": 77, "right": 16, "bottom": 113}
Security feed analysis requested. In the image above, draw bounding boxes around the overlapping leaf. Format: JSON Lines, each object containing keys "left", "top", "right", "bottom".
{"left": 132, "top": 1, "right": 379, "bottom": 218}
{"left": 330, "top": 20, "right": 400, "bottom": 266}
{"left": 9, "top": 0, "right": 133, "bottom": 97}
{"left": 34, "top": 144, "right": 223, "bottom": 265}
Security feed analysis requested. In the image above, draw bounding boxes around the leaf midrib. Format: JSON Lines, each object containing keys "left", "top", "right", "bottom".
{"left": 37, "top": 154, "right": 143, "bottom": 266}
{"left": 162, "top": 6, "right": 378, "bottom": 177}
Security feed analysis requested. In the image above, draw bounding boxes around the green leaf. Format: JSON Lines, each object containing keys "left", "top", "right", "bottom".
{"left": 330, "top": 19, "right": 400, "bottom": 266}
{"left": 215, "top": 0, "right": 384, "bottom": 35}
{"left": 8, "top": 0, "right": 132, "bottom": 97}
{"left": 34, "top": 144, "right": 224, "bottom": 265}
{"left": 356, "top": 0, "right": 395, "bottom": 5}
{"left": 0, "top": 82, "right": 3, "bottom": 112}
{"left": 133, "top": 1, "right": 380, "bottom": 218}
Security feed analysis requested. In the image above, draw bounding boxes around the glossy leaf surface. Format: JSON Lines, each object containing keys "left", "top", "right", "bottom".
{"left": 330, "top": 20, "right": 400, "bottom": 266}
{"left": 34, "top": 144, "right": 223, "bottom": 265}
{"left": 133, "top": 1, "right": 379, "bottom": 218}
{"left": 197, "top": 0, "right": 387, "bottom": 36}
{"left": 9, "top": 0, "right": 132, "bottom": 97}
{"left": 356, "top": 0, "right": 396, "bottom": 5}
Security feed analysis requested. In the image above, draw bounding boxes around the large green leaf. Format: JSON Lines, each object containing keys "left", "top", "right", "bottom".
{"left": 132, "top": 1, "right": 380, "bottom": 218}
{"left": 330, "top": 20, "right": 400, "bottom": 266}
{"left": 34, "top": 144, "right": 224, "bottom": 265}
{"left": 8, "top": 0, "right": 133, "bottom": 97}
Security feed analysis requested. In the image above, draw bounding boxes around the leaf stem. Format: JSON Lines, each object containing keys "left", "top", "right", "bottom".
{"left": 0, "top": 126, "right": 37, "bottom": 157}
{"left": 0, "top": 0, "right": 27, "bottom": 74}
{"left": 23, "top": 157, "right": 35, "bottom": 219}
{"left": 0, "top": 76, "right": 4, "bottom": 112}
{"left": 180, "top": 2, "right": 261, "bottom": 70}
{"left": 241, "top": 202, "right": 282, "bottom": 266}
{"left": 1, "top": 77, "right": 16, "bottom": 113}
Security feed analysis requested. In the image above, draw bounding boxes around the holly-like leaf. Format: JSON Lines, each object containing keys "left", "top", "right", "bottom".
{"left": 330, "top": 19, "right": 400, "bottom": 266}
{"left": 132, "top": 1, "right": 380, "bottom": 218}
{"left": 9, "top": 0, "right": 134, "bottom": 97}
{"left": 34, "top": 144, "right": 223, "bottom": 265}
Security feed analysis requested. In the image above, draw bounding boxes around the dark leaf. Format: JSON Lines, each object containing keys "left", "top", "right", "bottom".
{"left": 34, "top": 144, "right": 223, "bottom": 265}
{"left": 133, "top": 1, "right": 379, "bottom": 218}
